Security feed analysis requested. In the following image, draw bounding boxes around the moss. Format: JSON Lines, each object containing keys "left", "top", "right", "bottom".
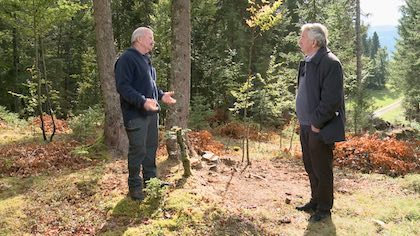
{"left": 400, "top": 174, "right": 420, "bottom": 193}
{"left": 0, "top": 196, "right": 27, "bottom": 235}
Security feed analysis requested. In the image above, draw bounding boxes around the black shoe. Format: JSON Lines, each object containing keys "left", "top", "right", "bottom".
{"left": 159, "top": 181, "right": 174, "bottom": 188}
{"left": 128, "top": 189, "right": 144, "bottom": 201}
{"left": 296, "top": 202, "right": 317, "bottom": 212}
{"left": 309, "top": 210, "right": 331, "bottom": 222}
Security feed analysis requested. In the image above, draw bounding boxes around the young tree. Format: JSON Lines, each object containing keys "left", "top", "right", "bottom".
{"left": 233, "top": 0, "right": 283, "bottom": 164}
{"left": 354, "top": 0, "right": 363, "bottom": 134}
{"left": 370, "top": 32, "right": 380, "bottom": 58}
{"left": 92, "top": 0, "right": 128, "bottom": 156}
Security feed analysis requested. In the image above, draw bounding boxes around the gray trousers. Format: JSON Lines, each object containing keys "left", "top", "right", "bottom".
{"left": 125, "top": 114, "right": 159, "bottom": 190}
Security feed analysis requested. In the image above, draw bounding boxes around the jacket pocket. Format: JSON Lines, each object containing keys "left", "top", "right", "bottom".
{"left": 125, "top": 117, "right": 146, "bottom": 132}
{"left": 319, "top": 113, "right": 345, "bottom": 144}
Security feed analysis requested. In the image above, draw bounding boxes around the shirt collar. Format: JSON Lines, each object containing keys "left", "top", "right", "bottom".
{"left": 304, "top": 51, "right": 317, "bottom": 62}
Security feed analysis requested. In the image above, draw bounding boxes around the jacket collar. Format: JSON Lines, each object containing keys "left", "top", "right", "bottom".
{"left": 310, "top": 47, "right": 330, "bottom": 65}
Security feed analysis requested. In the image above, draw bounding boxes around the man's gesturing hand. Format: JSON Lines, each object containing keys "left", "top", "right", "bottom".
{"left": 162, "top": 91, "right": 176, "bottom": 105}
{"left": 144, "top": 98, "right": 159, "bottom": 111}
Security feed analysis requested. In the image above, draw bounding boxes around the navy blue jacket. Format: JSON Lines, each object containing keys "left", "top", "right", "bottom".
{"left": 115, "top": 48, "right": 164, "bottom": 126}
{"left": 297, "top": 47, "right": 346, "bottom": 143}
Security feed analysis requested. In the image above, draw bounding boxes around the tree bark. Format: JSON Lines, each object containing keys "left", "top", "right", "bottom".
{"left": 12, "top": 23, "right": 21, "bottom": 113}
{"left": 92, "top": 0, "right": 128, "bottom": 157}
{"left": 166, "top": 0, "right": 191, "bottom": 159}
{"left": 176, "top": 128, "right": 191, "bottom": 177}
{"left": 355, "top": 0, "right": 362, "bottom": 134}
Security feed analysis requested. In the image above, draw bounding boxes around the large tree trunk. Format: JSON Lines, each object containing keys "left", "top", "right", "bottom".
{"left": 92, "top": 0, "right": 128, "bottom": 157}
{"left": 166, "top": 0, "right": 191, "bottom": 159}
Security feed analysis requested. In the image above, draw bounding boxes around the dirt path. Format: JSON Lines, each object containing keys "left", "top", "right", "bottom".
{"left": 372, "top": 98, "right": 403, "bottom": 117}
{"left": 186, "top": 156, "right": 369, "bottom": 230}
{"left": 192, "top": 158, "right": 309, "bottom": 210}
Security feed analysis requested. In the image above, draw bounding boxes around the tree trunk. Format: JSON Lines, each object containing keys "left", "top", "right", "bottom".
{"left": 12, "top": 23, "right": 21, "bottom": 113}
{"left": 355, "top": 0, "right": 362, "bottom": 134}
{"left": 32, "top": 5, "right": 47, "bottom": 141}
{"left": 92, "top": 0, "right": 128, "bottom": 157}
{"left": 166, "top": 0, "right": 191, "bottom": 159}
{"left": 176, "top": 129, "right": 191, "bottom": 177}
{"left": 40, "top": 37, "right": 56, "bottom": 142}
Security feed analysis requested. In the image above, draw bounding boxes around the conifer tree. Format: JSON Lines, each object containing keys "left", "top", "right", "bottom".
{"left": 391, "top": 0, "right": 420, "bottom": 122}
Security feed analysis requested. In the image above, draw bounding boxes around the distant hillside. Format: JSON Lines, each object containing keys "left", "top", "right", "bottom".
{"left": 368, "top": 25, "right": 399, "bottom": 56}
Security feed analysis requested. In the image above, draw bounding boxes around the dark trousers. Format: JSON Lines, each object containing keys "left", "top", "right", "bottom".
{"left": 125, "top": 114, "right": 159, "bottom": 190}
{"left": 299, "top": 125, "right": 334, "bottom": 211}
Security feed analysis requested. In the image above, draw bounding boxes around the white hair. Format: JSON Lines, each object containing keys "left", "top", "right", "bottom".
{"left": 131, "top": 27, "right": 152, "bottom": 45}
{"left": 301, "top": 23, "right": 329, "bottom": 47}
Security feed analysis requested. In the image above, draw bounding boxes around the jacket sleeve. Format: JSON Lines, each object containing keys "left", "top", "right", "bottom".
{"left": 311, "top": 59, "right": 344, "bottom": 129}
{"left": 158, "top": 89, "right": 164, "bottom": 100}
{"left": 115, "top": 56, "right": 146, "bottom": 109}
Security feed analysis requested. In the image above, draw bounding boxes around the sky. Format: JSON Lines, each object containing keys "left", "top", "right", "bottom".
{"left": 360, "top": 0, "right": 405, "bottom": 26}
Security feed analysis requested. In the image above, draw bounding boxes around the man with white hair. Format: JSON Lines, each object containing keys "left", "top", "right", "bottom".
{"left": 115, "top": 27, "right": 176, "bottom": 201}
{"left": 295, "top": 23, "right": 346, "bottom": 221}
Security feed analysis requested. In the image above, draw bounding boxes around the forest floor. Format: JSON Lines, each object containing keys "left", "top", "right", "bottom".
{"left": 0, "top": 125, "right": 419, "bottom": 236}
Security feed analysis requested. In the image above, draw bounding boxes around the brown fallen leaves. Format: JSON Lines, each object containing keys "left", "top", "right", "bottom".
{"left": 1, "top": 129, "right": 419, "bottom": 178}
{"left": 31, "top": 115, "right": 70, "bottom": 133}
{"left": 216, "top": 122, "right": 276, "bottom": 142}
{"left": 0, "top": 140, "right": 94, "bottom": 177}
{"left": 188, "top": 130, "right": 225, "bottom": 155}
{"left": 335, "top": 134, "right": 420, "bottom": 176}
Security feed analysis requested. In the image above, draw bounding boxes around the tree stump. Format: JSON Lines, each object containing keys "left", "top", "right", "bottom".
{"left": 174, "top": 128, "right": 192, "bottom": 177}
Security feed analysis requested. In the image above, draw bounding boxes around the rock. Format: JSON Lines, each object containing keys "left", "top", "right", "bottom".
{"left": 337, "top": 188, "right": 351, "bottom": 194}
{"left": 285, "top": 197, "right": 291, "bottom": 204}
{"left": 209, "top": 164, "right": 218, "bottom": 172}
{"left": 190, "top": 158, "right": 203, "bottom": 169}
{"left": 202, "top": 151, "right": 214, "bottom": 159}
{"left": 251, "top": 174, "right": 266, "bottom": 180}
{"left": 279, "top": 217, "right": 292, "bottom": 224}
{"left": 202, "top": 151, "right": 219, "bottom": 162}
{"left": 371, "top": 117, "right": 392, "bottom": 131}
{"left": 372, "top": 219, "right": 386, "bottom": 230}
{"left": 388, "top": 127, "right": 419, "bottom": 140}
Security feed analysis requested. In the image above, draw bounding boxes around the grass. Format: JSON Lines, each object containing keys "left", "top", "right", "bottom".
{"left": 346, "top": 85, "right": 402, "bottom": 111}
{"left": 334, "top": 174, "right": 419, "bottom": 236}
{"left": 346, "top": 85, "right": 405, "bottom": 125}
{"left": 368, "top": 85, "right": 402, "bottom": 110}
{"left": 380, "top": 104, "right": 405, "bottom": 123}
{"left": 0, "top": 128, "right": 38, "bottom": 146}
{"left": 0, "top": 196, "right": 28, "bottom": 235}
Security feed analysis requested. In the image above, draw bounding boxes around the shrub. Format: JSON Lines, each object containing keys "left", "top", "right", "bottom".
{"left": 335, "top": 134, "right": 420, "bottom": 176}
{"left": 188, "top": 95, "right": 213, "bottom": 130}
{"left": 0, "top": 106, "right": 27, "bottom": 128}
{"left": 68, "top": 106, "right": 104, "bottom": 142}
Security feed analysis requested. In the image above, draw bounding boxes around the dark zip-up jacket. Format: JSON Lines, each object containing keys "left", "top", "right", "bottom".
{"left": 115, "top": 48, "right": 164, "bottom": 126}
{"left": 297, "top": 47, "right": 346, "bottom": 143}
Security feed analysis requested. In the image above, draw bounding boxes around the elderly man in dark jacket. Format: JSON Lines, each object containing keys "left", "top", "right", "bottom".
{"left": 295, "top": 23, "right": 346, "bottom": 222}
{"left": 115, "top": 27, "right": 176, "bottom": 201}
